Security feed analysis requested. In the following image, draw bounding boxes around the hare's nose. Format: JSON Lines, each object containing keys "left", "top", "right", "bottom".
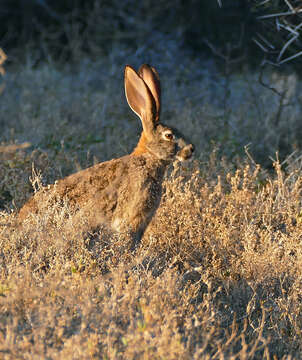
{"left": 189, "top": 144, "right": 194, "bottom": 153}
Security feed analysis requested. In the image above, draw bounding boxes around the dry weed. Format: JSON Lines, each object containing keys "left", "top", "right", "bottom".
{"left": 2, "top": 40, "right": 302, "bottom": 358}
{"left": 0, "top": 153, "right": 302, "bottom": 358}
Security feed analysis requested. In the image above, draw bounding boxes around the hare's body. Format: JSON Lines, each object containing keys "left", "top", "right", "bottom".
{"left": 19, "top": 153, "right": 166, "bottom": 239}
{"left": 18, "top": 64, "right": 194, "bottom": 242}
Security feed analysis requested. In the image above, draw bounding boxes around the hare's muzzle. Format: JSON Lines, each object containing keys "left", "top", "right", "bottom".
{"left": 176, "top": 143, "right": 194, "bottom": 161}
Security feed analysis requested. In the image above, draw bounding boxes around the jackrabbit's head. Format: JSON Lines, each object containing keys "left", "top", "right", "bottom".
{"left": 125, "top": 64, "right": 194, "bottom": 161}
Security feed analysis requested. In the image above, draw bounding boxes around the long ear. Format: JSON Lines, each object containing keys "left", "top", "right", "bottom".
{"left": 124, "top": 65, "right": 156, "bottom": 138}
{"left": 138, "top": 64, "right": 161, "bottom": 122}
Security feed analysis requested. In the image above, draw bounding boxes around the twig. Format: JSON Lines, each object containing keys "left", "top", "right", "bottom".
{"left": 258, "top": 61, "right": 283, "bottom": 96}
{"left": 257, "top": 11, "right": 300, "bottom": 20}
{"left": 284, "top": 0, "right": 295, "bottom": 13}
{"left": 255, "top": 32, "right": 275, "bottom": 49}
{"left": 278, "top": 50, "right": 302, "bottom": 64}
{"left": 245, "top": 144, "right": 259, "bottom": 168}
{"left": 277, "top": 33, "right": 298, "bottom": 62}
{"left": 254, "top": 0, "right": 302, "bottom": 66}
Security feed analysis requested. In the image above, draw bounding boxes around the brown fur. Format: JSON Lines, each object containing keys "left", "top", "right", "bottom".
{"left": 131, "top": 132, "right": 149, "bottom": 156}
{"left": 18, "top": 65, "right": 194, "bottom": 243}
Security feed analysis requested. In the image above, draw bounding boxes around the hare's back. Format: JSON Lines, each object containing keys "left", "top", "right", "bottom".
{"left": 19, "top": 154, "right": 164, "bottom": 226}
{"left": 55, "top": 155, "right": 135, "bottom": 205}
{"left": 18, "top": 155, "right": 129, "bottom": 221}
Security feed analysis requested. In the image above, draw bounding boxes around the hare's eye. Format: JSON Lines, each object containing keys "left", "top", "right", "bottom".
{"left": 164, "top": 133, "right": 174, "bottom": 141}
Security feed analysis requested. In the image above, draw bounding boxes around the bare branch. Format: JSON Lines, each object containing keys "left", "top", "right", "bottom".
{"left": 253, "top": 0, "right": 302, "bottom": 65}
{"left": 278, "top": 50, "right": 302, "bottom": 64}
{"left": 258, "top": 61, "right": 283, "bottom": 96}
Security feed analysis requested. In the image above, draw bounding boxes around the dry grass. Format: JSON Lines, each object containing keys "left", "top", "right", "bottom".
{"left": 2, "top": 40, "right": 302, "bottom": 357}
{"left": 1, "top": 154, "right": 302, "bottom": 358}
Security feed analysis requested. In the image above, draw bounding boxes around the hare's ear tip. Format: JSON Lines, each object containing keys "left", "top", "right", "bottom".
{"left": 125, "top": 64, "right": 137, "bottom": 70}
{"left": 126, "top": 64, "right": 152, "bottom": 74}
{"left": 138, "top": 64, "right": 159, "bottom": 78}
{"left": 124, "top": 65, "right": 138, "bottom": 77}
{"left": 138, "top": 64, "right": 151, "bottom": 72}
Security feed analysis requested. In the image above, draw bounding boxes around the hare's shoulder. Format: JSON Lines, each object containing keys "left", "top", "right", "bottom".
{"left": 55, "top": 155, "right": 154, "bottom": 196}
{"left": 55, "top": 156, "right": 127, "bottom": 193}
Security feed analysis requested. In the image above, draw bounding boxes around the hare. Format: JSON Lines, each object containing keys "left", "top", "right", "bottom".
{"left": 18, "top": 64, "right": 194, "bottom": 243}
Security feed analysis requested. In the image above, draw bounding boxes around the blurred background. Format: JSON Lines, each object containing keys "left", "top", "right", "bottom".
{"left": 2, "top": 0, "right": 302, "bottom": 66}
{"left": 2, "top": 0, "right": 302, "bottom": 208}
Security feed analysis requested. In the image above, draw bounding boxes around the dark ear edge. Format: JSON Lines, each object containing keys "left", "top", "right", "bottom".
{"left": 124, "top": 65, "right": 156, "bottom": 137}
{"left": 138, "top": 64, "right": 161, "bottom": 122}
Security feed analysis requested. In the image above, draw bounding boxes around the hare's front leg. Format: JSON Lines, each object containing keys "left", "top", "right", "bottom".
{"left": 118, "top": 184, "right": 162, "bottom": 248}
{"left": 111, "top": 209, "right": 147, "bottom": 247}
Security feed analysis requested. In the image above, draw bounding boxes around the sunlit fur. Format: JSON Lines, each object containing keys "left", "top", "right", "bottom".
{"left": 18, "top": 64, "right": 194, "bottom": 244}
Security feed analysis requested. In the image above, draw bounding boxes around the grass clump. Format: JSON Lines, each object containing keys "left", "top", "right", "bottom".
{"left": 1, "top": 153, "right": 302, "bottom": 358}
